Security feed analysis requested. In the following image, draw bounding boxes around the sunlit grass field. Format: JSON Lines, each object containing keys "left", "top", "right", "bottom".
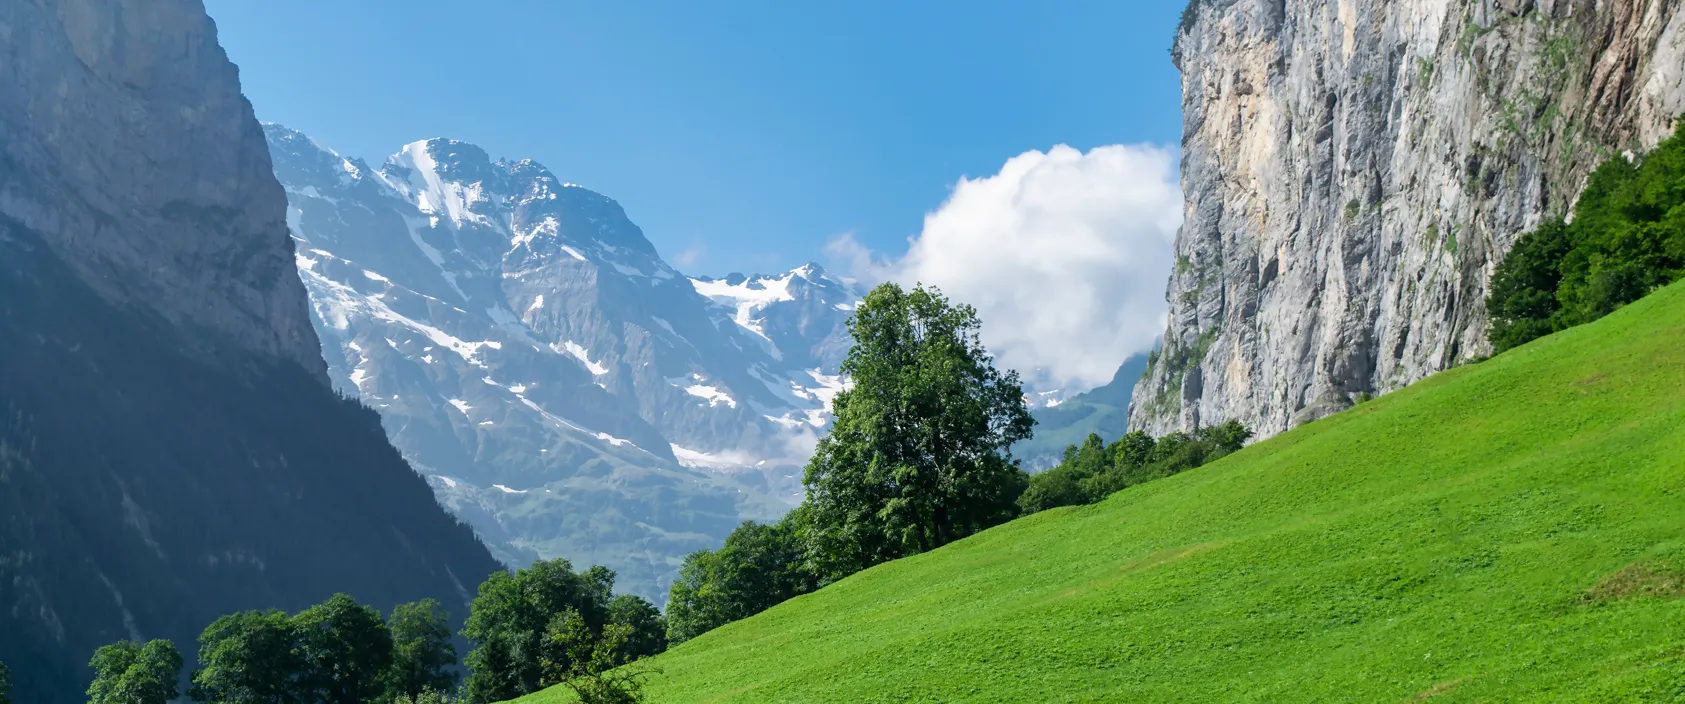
{"left": 518, "top": 281, "right": 1685, "bottom": 702}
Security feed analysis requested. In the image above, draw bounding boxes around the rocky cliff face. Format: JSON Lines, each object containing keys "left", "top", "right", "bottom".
{"left": 1131, "top": 0, "right": 1685, "bottom": 438}
{"left": 0, "top": 0, "right": 325, "bottom": 378}
{"left": 0, "top": 3, "right": 502, "bottom": 701}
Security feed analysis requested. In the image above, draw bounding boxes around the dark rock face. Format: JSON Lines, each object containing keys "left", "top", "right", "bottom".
{"left": 0, "top": 2, "right": 503, "bottom": 701}
{"left": 1133, "top": 0, "right": 1685, "bottom": 439}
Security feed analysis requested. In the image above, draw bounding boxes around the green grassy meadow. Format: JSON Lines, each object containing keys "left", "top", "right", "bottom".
{"left": 518, "top": 281, "right": 1685, "bottom": 702}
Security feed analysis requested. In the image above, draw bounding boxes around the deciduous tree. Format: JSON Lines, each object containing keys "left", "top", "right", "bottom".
{"left": 542, "top": 611, "right": 655, "bottom": 704}
{"left": 189, "top": 609, "right": 303, "bottom": 703}
{"left": 462, "top": 559, "right": 611, "bottom": 702}
{"left": 294, "top": 594, "right": 394, "bottom": 704}
{"left": 606, "top": 594, "right": 666, "bottom": 662}
{"left": 387, "top": 599, "right": 457, "bottom": 701}
{"left": 803, "top": 283, "right": 1034, "bottom": 583}
{"left": 87, "top": 639, "right": 182, "bottom": 704}
{"left": 665, "top": 518, "right": 814, "bottom": 644}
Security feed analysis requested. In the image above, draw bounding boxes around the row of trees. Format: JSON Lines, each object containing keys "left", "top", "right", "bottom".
{"left": 1487, "top": 120, "right": 1685, "bottom": 352}
{"left": 1016, "top": 422, "right": 1251, "bottom": 514}
{"left": 74, "top": 559, "right": 665, "bottom": 704}
{"left": 78, "top": 595, "right": 459, "bottom": 704}
{"left": 666, "top": 283, "right": 1252, "bottom": 644}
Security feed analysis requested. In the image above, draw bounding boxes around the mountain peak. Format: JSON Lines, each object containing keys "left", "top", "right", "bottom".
{"left": 387, "top": 138, "right": 498, "bottom": 185}
{"left": 264, "top": 122, "right": 370, "bottom": 191}
{"left": 791, "top": 261, "right": 828, "bottom": 281}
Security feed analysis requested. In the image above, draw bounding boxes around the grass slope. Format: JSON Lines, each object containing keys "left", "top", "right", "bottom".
{"left": 519, "top": 282, "right": 1685, "bottom": 703}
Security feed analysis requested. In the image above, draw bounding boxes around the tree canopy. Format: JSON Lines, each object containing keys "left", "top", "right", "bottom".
{"left": 462, "top": 559, "right": 662, "bottom": 703}
{"left": 387, "top": 598, "right": 458, "bottom": 700}
{"left": 89, "top": 563, "right": 661, "bottom": 704}
{"left": 186, "top": 596, "right": 459, "bottom": 704}
{"left": 87, "top": 639, "right": 182, "bottom": 704}
{"left": 606, "top": 595, "right": 667, "bottom": 662}
{"left": 665, "top": 517, "right": 813, "bottom": 644}
{"left": 294, "top": 594, "right": 394, "bottom": 704}
{"left": 189, "top": 608, "right": 303, "bottom": 703}
{"left": 802, "top": 283, "right": 1035, "bottom": 582}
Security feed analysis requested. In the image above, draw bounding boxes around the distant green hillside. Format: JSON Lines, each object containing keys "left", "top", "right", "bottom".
{"left": 517, "top": 281, "right": 1685, "bottom": 702}
{"left": 1016, "top": 353, "right": 1149, "bottom": 470}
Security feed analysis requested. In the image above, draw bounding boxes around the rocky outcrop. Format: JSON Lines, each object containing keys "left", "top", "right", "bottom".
{"left": 1132, "top": 0, "right": 1685, "bottom": 438}
{"left": 0, "top": 0, "right": 324, "bottom": 377}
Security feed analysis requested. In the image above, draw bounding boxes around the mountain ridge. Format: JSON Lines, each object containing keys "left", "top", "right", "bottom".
{"left": 271, "top": 125, "right": 867, "bottom": 598}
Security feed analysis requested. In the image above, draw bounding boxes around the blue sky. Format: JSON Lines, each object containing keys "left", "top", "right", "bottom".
{"left": 206, "top": 0, "right": 1185, "bottom": 278}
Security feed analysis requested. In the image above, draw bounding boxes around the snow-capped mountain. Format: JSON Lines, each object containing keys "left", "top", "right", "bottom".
{"left": 266, "top": 124, "right": 865, "bottom": 600}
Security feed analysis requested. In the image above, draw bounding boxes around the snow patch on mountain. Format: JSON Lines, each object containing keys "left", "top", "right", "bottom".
{"left": 692, "top": 274, "right": 796, "bottom": 340}
{"left": 672, "top": 445, "right": 760, "bottom": 470}
{"left": 559, "top": 341, "right": 609, "bottom": 376}
{"left": 670, "top": 374, "right": 737, "bottom": 408}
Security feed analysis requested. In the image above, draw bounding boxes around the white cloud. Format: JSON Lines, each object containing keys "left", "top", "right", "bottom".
{"left": 829, "top": 144, "right": 1181, "bottom": 392}
{"left": 671, "top": 245, "right": 705, "bottom": 269}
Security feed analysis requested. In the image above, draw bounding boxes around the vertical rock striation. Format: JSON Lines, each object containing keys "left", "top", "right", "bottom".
{"left": 1132, "top": 0, "right": 1685, "bottom": 438}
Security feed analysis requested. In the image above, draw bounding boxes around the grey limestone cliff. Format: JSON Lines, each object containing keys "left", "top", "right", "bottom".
{"left": 0, "top": 0, "right": 324, "bottom": 378}
{"left": 1132, "top": 0, "right": 1685, "bottom": 438}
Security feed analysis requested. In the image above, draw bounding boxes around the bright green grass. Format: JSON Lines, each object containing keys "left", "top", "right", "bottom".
{"left": 518, "top": 282, "right": 1685, "bottom": 703}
